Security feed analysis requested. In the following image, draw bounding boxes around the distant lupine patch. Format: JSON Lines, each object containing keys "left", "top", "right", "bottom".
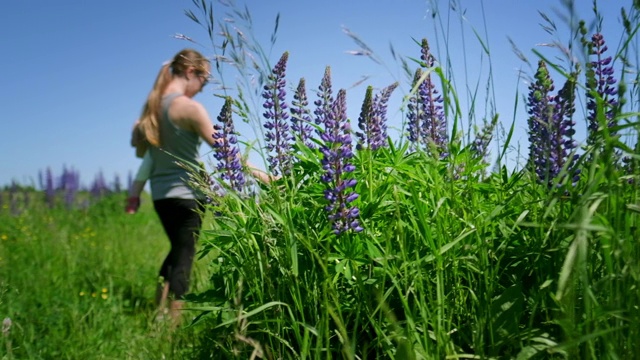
{"left": 527, "top": 61, "right": 579, "bottom": 187}
{"left": 290, "top": 77, "right": 315, "bottom": 149}
{"left": 113, "top": 174, "right": 122, "bottom": 193}
{"left": 90, "top": 171, "right": 109, "bottom": 198}
{"left": 262, "top": 51, "right": 293, "bottom": 176}
{"left": 319, "top": 89, "right": 362, "bottom": 235}
{"left": 213, "top": 96, "right": 246, "bottom": 192}
{"left": 314, "top": 66, "right": 335, "bottom": 129}
{"left": 582, "top": 28, "right": 619, "bottom": 148}
{"left": 61, "top": 166, "right": 80, "bottom": 209}
{"left": 356, "top": 82, "right": 399, "bottom": 151}
{"left": 407, "top": 39, "right": 448, "bottom": 157}
{"left": 44, "top": 167, "right": 55, "bottom": 208}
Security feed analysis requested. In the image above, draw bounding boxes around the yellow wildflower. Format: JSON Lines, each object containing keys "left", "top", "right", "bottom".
{"left": 79, "top": 291, "right": 85, "bottom": 296}
{"left": 101, "top": 294, "right": 108, "bottom": 300}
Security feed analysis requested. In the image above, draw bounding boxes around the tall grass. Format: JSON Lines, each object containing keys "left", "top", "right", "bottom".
{"left": 181, "top": 0, "right": 640, "bottom": 359}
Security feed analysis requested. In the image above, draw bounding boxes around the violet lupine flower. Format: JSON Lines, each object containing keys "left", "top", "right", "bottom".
{"left": 470, "top": 115, "right": 498, "bottom": 163}
{"left": 61, "top": 167, "right": 80, "bottom": 209}
{"left": 356, "top": 82, "right": 399, "bottom": 151}
{"left": 584, "top": 31, "right": 619, "bottom": 146}
{"left": 526, "top": 61, "right": 580, "bottom": 187}
{"left": 90, "top": 171, "right": 109, "bottom": 198}
{"left": 356, "top": 86, "right": 374, "bottom": 151}
{"left": 319, "top": 89, "right": 362, "bottom": 235}
{"left": 290, "top": 77, "right": 315, "bottom": 149}
{"left": 553, "top": 75, "right": 581, "bottom": 186}
{"left": 406, "top": 39, "right": 448, "bottom": 157}
{"left": 370, "top": 82, "right": 398, "bottom": 150}
{"left": 113, "top": 174, "right": 122, "bottom": 193}
{"left": 213, "top": 96, "right": 246, "bottom": 192}
{"left": 418, "top": 38, "right": 448, "bottom": 158}
{"left": 314, "top": 66, "right": 334, "bottom": 128}
{"left": 406, "top": 68, "right": 424, "bottom": 148}
{"left": 262, "top": 51, "right": 293, "bottom": 176}
{"left": 527, "top": 61, "right": 555, "bottom": 185}
{"left": 44, "top": 167, "right": 55, "bottom": 208}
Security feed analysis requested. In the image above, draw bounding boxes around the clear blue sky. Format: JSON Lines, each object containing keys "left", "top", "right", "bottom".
{"left": 0, "top": 0, "right": 627, "bottom": 188}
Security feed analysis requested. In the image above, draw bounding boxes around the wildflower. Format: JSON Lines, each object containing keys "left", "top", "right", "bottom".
{"left": 262, "top": 51, "right": 293, "bottom": 176}
{"left": 213, "top": 96, "right": 246, "bottom": 192}
{"left": 290, "top": 77, "right": 315, "bottom": 149}
{"left": 79, "top": 291, "right": 85, "bottom": 296}
{"left": 470, "top": 115, "right": 498, "bottom": 164}
{"left": 356, "top": 82, "right": 398, "bottom": 151}
{"left": 407, "top": 68, "right": 424, "bottom": 147}
{"left": 44, "top": 167, "right": 55, "bottom": 208}
{"left": 583, "top": 30, "right": 619, "bottom": 147}
{"left": 526, "top": 61, "right": 580, "bottom": 187}
{"left": 319, "top": 89, "right": 362, "bottom": 235}
{"left": 406, "top": 39, "right": 448, "bottom": 157}
{"left": 61, "top": 166, "right": 80, "bottom": 209}
{"left": 314, "top": 66, "right": 334, "bottom": 128}
{"left": 90, "top": 171, "right": 109, "bottom": 199}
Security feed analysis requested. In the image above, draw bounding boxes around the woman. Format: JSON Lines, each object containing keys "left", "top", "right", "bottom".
{"left": 134, "top": 48, "right": 272, "bottom": 325}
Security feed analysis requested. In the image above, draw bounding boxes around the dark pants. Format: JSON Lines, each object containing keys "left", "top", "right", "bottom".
{"left": 153, "top": 198, "right": 205, "bottom": 298}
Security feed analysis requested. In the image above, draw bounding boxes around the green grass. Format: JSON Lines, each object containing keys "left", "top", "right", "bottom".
{"left": 0, "top": 192, "right": 218, "bottom": 359}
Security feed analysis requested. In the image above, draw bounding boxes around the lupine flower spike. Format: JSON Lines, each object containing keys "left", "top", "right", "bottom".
{"left": 320, "top": 89, "right": 362, "bottom": 235}
{"left": 418, "top": 38, "right": 448, "bottom": 158}
{"left": 581, "top": 26, "right": 619, "bottom": 148}
{"left": 213, "top": 96, "right": 246, "bottom": 192}
{"left": 406, "top": 39, "right": 448, "bottom": 157}
{"left": 314, "top": 66, "right": 335, "bottom": 129}
{"left": 262, "top": 51, "right": 293, "bottom": 176}
{"left": 470, "top": 115, "right": 499, "bottom": 165}
{"left": 526, "top": 61, "right": 580, "bottom": 187}
{"left": 290, "top": 77, "right": 315, "bottom": 149}
{"left": 356, "top": 83, "right": 398, "bottom": 151}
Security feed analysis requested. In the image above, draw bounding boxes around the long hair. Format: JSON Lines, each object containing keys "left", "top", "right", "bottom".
{"left": 138, "top": 48, "right": 209, "bottom": 147}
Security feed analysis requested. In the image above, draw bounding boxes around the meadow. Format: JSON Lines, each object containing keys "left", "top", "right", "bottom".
{"left": 2, "top": 0, "right": 640, "bottom": 359}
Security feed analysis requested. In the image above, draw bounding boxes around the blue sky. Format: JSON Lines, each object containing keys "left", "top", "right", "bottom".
{"left": 0, "top": 0, "right": 628, "bottom": 188}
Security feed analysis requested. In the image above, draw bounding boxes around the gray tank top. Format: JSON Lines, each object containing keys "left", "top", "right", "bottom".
{"left": 149, "top": 93, "right": 204, "bottom": 200}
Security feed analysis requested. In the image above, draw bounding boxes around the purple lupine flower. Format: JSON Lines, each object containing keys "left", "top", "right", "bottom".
{"left": 290, "top": 77, "right": 315, "bottom": 149}
{"left": 527, "top": 61, "right": 580, "bottom": 187}
{"left": 406, "top": 68, "right": 424, "bottom": 148}
{"left": 584, "top": 31, "right": 619, "bottom": 146}
{"left": 213, "top": 96, "right": 246, "bottom": 192}
{"left": 113, "top": 174, "right": 122, "bottom": 193}
{"left": 44, "top": 167, "right": 55, "bottom": 208}
{"left": 406, "top": 39, "right": 448, "bottom": 157}
{"left": 418, "top": 38, "right": 448, "bottom": 158}
{"left": 527, "top": 61, "right": 555, "bottom": 185}
{"left": 470, "top": 115, "right": 498, "bottom": 164}
{"left": 90, "top": 171, "right": 108, "bottom": 198}
{"left": 356, "top": 85, "right": 374, "bottom": 151}
{"left": 319, "top": 89, "right": 362, "bottom": 235}
{"left": 61, "top": 167, "right": 80, "bottom": 209}
{"left": 356, "top": 82, "right": 398, "bottom": 151}
{"left": 369, "top": 82, "right": 398, "bottom": 150}
{"left": 262, "top": 51, "right": 293, "bottom": 176}
{"left": 314, "top": 66, "right": 334, "bottom": 128}
{"left": 553, "top": 75, "right": 581, "bottom": 186}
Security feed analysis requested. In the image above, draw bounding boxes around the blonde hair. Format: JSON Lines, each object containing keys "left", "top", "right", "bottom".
{"left": 137, "top": 48, "right": 209, "bottom": 147}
